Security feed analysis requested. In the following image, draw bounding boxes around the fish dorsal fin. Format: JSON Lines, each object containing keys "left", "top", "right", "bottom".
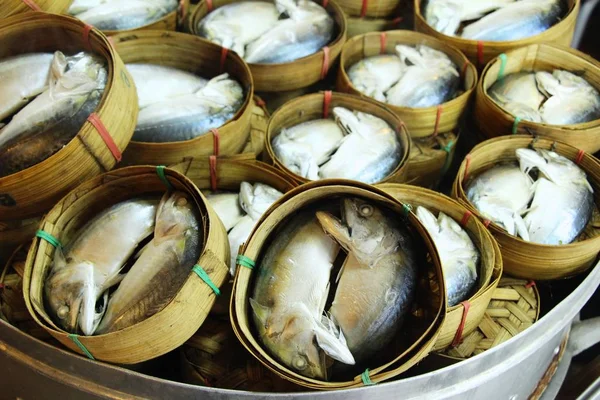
{"left": 314, "top": 316, "right": 355, "bottom": 365}
{"left": 249, "top": 298, "right": 271, "bottom": 327}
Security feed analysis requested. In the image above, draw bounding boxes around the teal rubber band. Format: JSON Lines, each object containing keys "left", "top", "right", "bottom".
{"left": 156, "top": 165, "right": 174, "bottom": 190}
{"left": 236, "top": 255, "right": 255, "bottom": 270}
{"left": 361, "top": 369, "right": 375, "bottom": 386}
{"left": 68, "top": 334, "right": 95, "bottom": 360}
{"left": 192, "top": 265, "right": 220, "bottom": 295}
{"left": 497, "top": 53, "right": 507, "bottom": 81}
{"left": 440, "top": 140, "right": 455, "bottom": 177}
{"left": 35, "top": 230, "right": 61, "bottom": 249}
{"left": 512, "top": 117, "right": 522, "bottom": 135}
{"left": 402, "top": 203, "right": 413, "bottom": 216}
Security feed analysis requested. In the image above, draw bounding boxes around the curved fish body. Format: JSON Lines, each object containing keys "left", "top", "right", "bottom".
{"left": 250, "top": 211, "right": 354, "bottom": 379}
{"left": 316, "top": 198, "right": 417, "bottom": 362}
{"left": 73, "top": 0, "right": 178, "bottom": 31}
{"left": 424, "top": 0, "right": 516, "bottom": 36}
{"left": 489, "top": 71, "right": 546, "bottom": 122}
{"left": 203, "top": 192, "right": 244, "bottom": 232}
{"left": 347, "top": 55, "right": 404, "bottom": 102}
{"left": 239, "top": 182, "right": 283, "bottom": 220}
{"left": 465, "top": 164, "right": 534, "bottom": 240}
{"left": 0, "top": 53, "right": 54, "bottom": 122}
{"left": 96, "top": 192, "right": 201, "bottom": 334}
{"left": 415, "top": 206, "right": 478, "bottom": 306}
{"left": 461, "top": 0, "right": 564, "bottom": 41}
{"left": 44, "top": 199, "right": 158, "bottom": 335}
{"left": 126, "top": 64, "right": 207, "bottom": 109}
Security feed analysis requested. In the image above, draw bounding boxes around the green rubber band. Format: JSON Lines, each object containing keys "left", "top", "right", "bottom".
{"left": 361, "top": 369, "right": 375, "bottom": 386}
{"left": 236, "top": 255, "right": 255, "bottom": 270}
{"left": 440, "top": 140, "right": 455, "bottom": 177}
{"left": 68, "top": 334, "right": 95, "bottom": 360}
{"left": 156, "top": 165, "right": 174, "bottom": 190}
{"left": 36, "top": 230, "right": 61, "bottom": 249}
{"left": 402, "top": 203, "right": 413, "bottom": 216}
{"left": 497, "top": 53, "right": 507, "bottom": 81}
{"left": 512, "top": 117, "right": 522, "bottom": 135}
{"left": 192, "top": 265, "right": 220, "bottom": 295}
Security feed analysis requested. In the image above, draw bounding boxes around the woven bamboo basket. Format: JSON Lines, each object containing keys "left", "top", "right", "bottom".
{"left": 0, "top": 217, "right": 41, "bottom": 267}
{"left": 377, "top": 184, "right": 503, "bottom": 350}
{"left": 22, "top": 166, "right": 230, "bottom": 364}
{"left": 336, "top": 30, "right": 477, "bottom": 138}
{"left": 441, "top": 277, "right": 540, "bottom": 359}
{"left": 474, "top": 44, "right": 600, "bottom": 153}
{"left": 406, "top": 130, "right": 459, "bottom": 188}
{"left": 452, "top": 135, "right": 600, "bottom": 280}
{"left": 188, "top": 0, "right": 347, "bottom": 92}
{"left": 111, "top": 30, "right": 254, "bottom": 166}
{"left": 414, "top": 0, "right": 580, "bottom": 68}
{"left": 0, "top": 0, "right": 72, "bottom": 18}
{"left": 242, "top": 96, "right": 270, "bottom": 157}
{"left": 231, "top": 179, "right": 446, "bottom": 389}
{"left": 264, "top": 91, "right": 411, "bottom": 185}
{"left": 0, "top": 13, "right": 138, "bottom": 221}
{"left": 346, "top": 15, "right": 405, "bottom": 38}
{"left": 338, "top": 0, "right": 401, "bottom": 18}
{"left": 180, "top": 316, "right": 303, "bottom": 391}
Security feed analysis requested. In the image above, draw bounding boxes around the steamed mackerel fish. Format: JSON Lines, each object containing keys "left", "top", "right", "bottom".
{"left": 425, "top": 0, "right": 517, "bottom": 36}
{"left": 488, "top": 72, "right": 545, "bottom": 123}
{"left": 416, "top": 206, "right": 478, "bottom": 306}
{"left": 347, "top": 55, "right": 404, "bottom": 102}
{"left": 44, "top": 199, "right": 158, "bottom": 336}
{"left": 250, "top": 210, "right": 355, "bottom": 379}
{"left": 316, "top": 198, "right": 417, "bottom": 362}
{"left": 0, "top": 52, "right": 107, "bottom": 177}
{"left": 96, "top": 192, "right": 201, "bottom": 334}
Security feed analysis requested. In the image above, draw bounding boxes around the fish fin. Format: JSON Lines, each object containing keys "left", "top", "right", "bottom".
{"left": 314, "top": 318, "right": 355, "bottom": 365}
{"left": 238, "top": 181, "right": 254, "bottom": 215}
{"left": 249, "top": 298, "right": 270, "bottom": 327}
{"left": 315, "top": 211, "right": 351, "bottom": 249}
{"left": 52, "top": 247, "right": 68, "bottom": 270}
{"left": 103, "top": 273, "right": 126, "bottom": 291}
{"left": 335, "top": 258, "right": 347, "bottom": 284}
{"left": 514, "top": 213, "right": 530, "bottom": 242}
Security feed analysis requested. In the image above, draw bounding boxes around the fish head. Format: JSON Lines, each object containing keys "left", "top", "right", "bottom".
{"left": 154, "top": 191, "right": 198, "bottom": 245}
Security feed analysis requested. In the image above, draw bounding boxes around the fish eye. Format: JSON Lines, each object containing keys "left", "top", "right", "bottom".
{"left": 359, "top": 205, "right": 373, "bottom": 216}
{"left": 293, "top": 355, "right": 308, "bottom": 371}
{"left": 57, "top": 305, "right": 69, "bottom": 319}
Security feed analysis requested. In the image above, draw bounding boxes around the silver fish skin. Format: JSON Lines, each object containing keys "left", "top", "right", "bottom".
{"left": 347, "top": 55, "right": 405, "bottom": 102}
{"left": 316, "top": 198, "right": 417, "bottom": 362}
{"left": 133, "top": 73, "right": 243, "bottom": 143}
{"left": 465, "top": 164, "right": 534, "bottom": 240}
{"left": 96, "top": 192, "right": 201, "bottom": 334}
{"left": 203, "top": 191, "right": 244, "bottom": 232}
{"left": 319, "top": 107, "right": 401, "bottom": 184}
{"left": 44, "top": 199, "right": 158, "bottom": 335}
{"left": 250, "top": 211, "right": 354, "bottom": 379}
{"left": 461, "top": 0, "right": 565, "bottom": 41}
{"left": 425, "top": 0, "right": 517, "bottom": 36}
{"left": 73, "top": 0, "right": 178, "bottom": 31}
{"left": 489, "top": 71, "right": 546, "bottom": 122}
{"left": 415, "top": 206, "right": 478, "bottom": 306}
{"left": 239, "top": 182, "right": 283, "bottom": 220}
{"left": 0, "top": 53, "right": 54, "bottom": 122}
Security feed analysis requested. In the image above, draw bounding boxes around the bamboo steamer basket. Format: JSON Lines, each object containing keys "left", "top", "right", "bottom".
{"left": 0, "top": 217, "right": 41, "bottom": 266}
{"left": 0, "top": 0, "right": 72, "bottom": 18}
{"left": 336, "top": 30, "right": 477, "bottom": 138}
{"left": 414, "top": 0, "right": 580, "bottom": 68}
{"left": 407, "top": 130, "right": 459, "bottom": 188}
{"left": 377, "top": 184, "right": 503, "bottom": 350}
{"left": 338, "top": 0, "right": 401, "bottom": 18}
{"left": 242, "top": 96, "right": 270, "bottom": 157}
{"left": 452, "top": 135, "right": 600, "bottom": 280}
{"left": 111, "top": 30, "right": 254, "bottom": 166}
{"left": 0, "top": 13, "right": 138, "bottom": 220}
{"left": 188, "top": 0, "right": 347, "bottom": 92}
{"left": 474, "top": 43, "right": 600, "bottom": 153}
{"left": 22, "top": 166, "right": 230, "bottom": 364}
{"left": 265, "top": 91, "right": 411, "bottom": 185}
{"left": 346, "top": 15, "right": 404, "bottom": 38}
{"left": 231, "top": 179, "right": 446, "bottom": 389}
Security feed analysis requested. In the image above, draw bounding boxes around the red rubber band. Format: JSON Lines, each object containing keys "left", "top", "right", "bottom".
{"left": 323, "top": 91, "right": 332, "bottom": 118}
{"left": 360, "top": 0, "right": 368, "bottom": 17}
{"left": 460, "top": 211, "right": 472, "bottom": 227}
{"left": 211, "top": 128, "right": 220, "bottom": 156}
{"left": 433, "top": 105, "right": 443, "bottom": 137}
{"left": 380, "top": 32, "right": 387, "bottom": 54}
{"left": 575, "top": 149, "right": 585, "bottom": 165}
{"left": 82, "top": 24, "right": 94, "bottom": 51}
{"left": 464, "top": 154, "right": 471, "bottom": 180}
{"left": 477, "top": 41, "right": 484, "bottom": 68}
{"left": 483, "top": 219, "right": 491, "bottom": 228}
{"left": 87, "top": 113, "right": 122, "bottom": 162}
{"left": 322, "top": 0, "right": 329, "bottom": 7}
{"left": 525, "top": 280, "right": 536, "bottom": 289}
{"left": 254, "top": 97, "right": 266, "bottom": 107}
{"left": 451, "top": 301, "right": 471, "bottom": 347}
{"left": 461, "top": 62, "right": 468, "bottom": 78}
{"left": 320, "top": 46, "right": 330, "bottom": 80}
{"left": 209, "top": 155, "right": 218, "bottom": 191}
{"left": 206, "top": 0, "right": 213, "bottom": 11}
{"left": 219, "top": 47, "right": 228, "bottom": 73}
{"left": 21, "top": 0, "right": 41, "bottom": 11}
{"left": 178, "top": 0, "right": 187, "bottom": 21}
{"left": 392, "top": 16, "right": 403, "bottom": 24}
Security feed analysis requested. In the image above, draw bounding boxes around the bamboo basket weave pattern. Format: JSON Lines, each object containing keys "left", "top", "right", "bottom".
{"left": 0, "top": 0, "right": 73, "bottom": 18}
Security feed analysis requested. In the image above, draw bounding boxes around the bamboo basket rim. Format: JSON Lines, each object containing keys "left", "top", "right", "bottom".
{"left": 455, "top": 135, "right": 600, "bottom": 250}
{"left": 338, "top": 29, "right": 478, "bottom": 115}
{"left": 479, "top": 43, "right": 600, "bottom": 131}
{"left": 0, "top": 0, "right": 74, "bottom": 17}
{"left": 265, "top": 91, "right": 412, "bottom": 185}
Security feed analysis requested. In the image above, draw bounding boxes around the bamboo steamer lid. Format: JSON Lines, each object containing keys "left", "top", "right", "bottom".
{"left": 338, "top": 0, "right": 401, "bottom": 18}
{"left": 188, "top": 0, "right": 347, "bottom": 92}
{"left": 231, "top": 179, "right": 446, "bottom": 389}
{"left": 0, "top": 13, "right": 138, "bottom": 220}
{"left": 406, "top": 130, "right": 458, "bottom": 189}
{"left": 414, "top": 0, "right": 580, "bottom": 69}
{"left": 22, "top": 166, "right": 230, "bottom": 364}
{"left": 474, "top": 43, "right": 600, "bottom": 153}
{"left": 377, "top": 184, "right": 503, "bottom": 350}
{"left": 452, "top": 135, "right": 600, "bottom": 280}
{"left": 264, "top": 91, "right": 411, "bottom": 185}
{"left": 0, "top": 0, "right": 73, "bottom": 18}
{"left": 336, "top": 30, "right": 477, "bottom": 138}
{"left": 111, "top": 30, "right": 254, "bottom": 166}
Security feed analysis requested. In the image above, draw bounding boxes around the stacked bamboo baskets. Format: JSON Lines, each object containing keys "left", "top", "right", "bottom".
{"left": 453, "top": 135, "right": 600, "bottom": 280}
{"left": 406, "top": 131, "right": 459, "bottom": 188}
{"left": 188, "top": 0, "right": 347, "bottom": 92}
{"left": 0, "top": 0, "right": 72, "bottom": 18}
{"left": 378, "top": 184, "right": 503, "bottom": 350}
{"left": 22, "top": 166, "right": 230, "bottom": 364}
{"left": 113, "top": 30, "right": 254, "bottom": 166}
{"left": 0, "top": 217, "right": 40, "bottom": 267}
{"left": 264, "top": 91, "right": 411, "bottom": 185}
{"left": 474, "top": 44, "right": 600, "bottom": 153}
{"left": 242, "top": 96, "right": 271, "bottom": 157}
{"left": 414, "top": 0, "right": 580, "bottom": 68}
{"left": 0, "top": 13, "right": 137, "bottom": 221}
{"left": 231, "top": 180, "right": 446, "bottom": 389}
{"left": 339, "top": 0, "right": 408, "bottom": 39}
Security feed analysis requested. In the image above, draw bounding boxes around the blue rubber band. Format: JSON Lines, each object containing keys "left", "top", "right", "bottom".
{"left": 236, "top": 255, "right": 255, "bottom": 270}
{"left": 68, "top": 334, "right": 95, "bottom": 360}
{"left": 35, "top": 230, "right": 61, "bottom": 249}
{"left": 192, "top": 265, "right": 220, "bottom": 295}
